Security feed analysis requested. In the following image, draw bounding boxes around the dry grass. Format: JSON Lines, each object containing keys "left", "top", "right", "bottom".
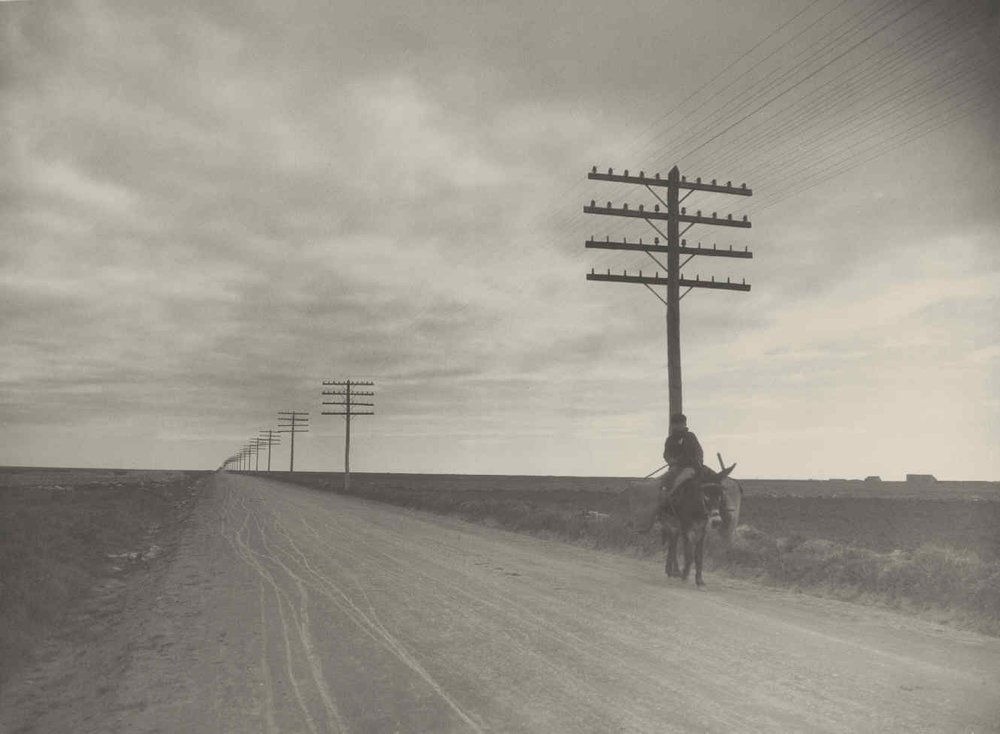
{"left": 0, "top": 469, "right": 205, "bottom": 687}
{"left": 724, "top": 527, "right": 1000, "bottom": 634}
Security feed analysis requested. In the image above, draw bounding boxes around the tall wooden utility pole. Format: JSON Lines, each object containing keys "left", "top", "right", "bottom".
{"left": 584, "top": 165, "right": 753, "bottom": 418}
{"left": 321, "top": 380, "right": 375, "bottom": 492}
{"left": 278, "top": 411, "right": 310, "bottom": 472}
{"left": 258, "top": 429, "right": 281, "bottom": 472}
{"left": 247, "top": 441, "right": 257, "bottom": 472}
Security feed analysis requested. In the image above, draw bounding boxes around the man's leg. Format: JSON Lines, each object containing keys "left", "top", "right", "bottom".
{"left": 675, "top": 467, "right": 696, "bottom": 491}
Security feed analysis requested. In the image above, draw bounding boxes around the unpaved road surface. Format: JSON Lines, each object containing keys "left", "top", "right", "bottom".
{"left": 3, "top": 472, "right": 999, "bottom": 733}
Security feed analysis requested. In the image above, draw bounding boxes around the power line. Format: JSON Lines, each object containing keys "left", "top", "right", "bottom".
{"left": 664, "top": 0, "right": 936, "bottom": 167}
{"left": 703, "top": 1, "right": 986, "bottom": 174}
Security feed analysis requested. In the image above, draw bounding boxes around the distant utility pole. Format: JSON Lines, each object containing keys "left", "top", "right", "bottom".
{"left": 253, "top": 437, "right": 263, "bottom": 473}
{"left": 584, "top": 165, "right": 753, "bottom": 418}
{"left": 321, "top": 380, "right": 375, "bottom": 492}
{"left": 278, "top": 411, "right": 310, "bottom": 472}
{"left": 258, "top": 429, "right": 281, "bottom": 473}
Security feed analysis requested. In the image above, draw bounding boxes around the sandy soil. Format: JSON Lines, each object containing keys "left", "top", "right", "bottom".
{"left": 3, "top": 472, "right": 998, "bottom": 733}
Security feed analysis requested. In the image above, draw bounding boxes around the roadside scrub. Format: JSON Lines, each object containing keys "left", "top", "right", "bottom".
{"left": 724, "top": 526, "right": 999, "bottom": 633}
{"left": 0, "top": 471, "right": 205, "bottom": 687}
{"left": 271, "top": 472, "right": 1000, "bottom": 636}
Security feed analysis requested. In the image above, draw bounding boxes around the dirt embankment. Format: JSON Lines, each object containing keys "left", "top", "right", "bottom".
{"left": 0, "top": 468, "right": 208, "bottom": 689}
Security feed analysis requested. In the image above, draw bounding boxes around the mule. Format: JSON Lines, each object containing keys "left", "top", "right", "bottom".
{"left": 660, "top": 480, "right": 727, "bottom": 585}
{"left": 624, "top": 465, "right": 743, "bottom": 586}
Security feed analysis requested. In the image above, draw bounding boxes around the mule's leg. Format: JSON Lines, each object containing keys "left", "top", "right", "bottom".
{"left": 694, "top": 528, "right": 707, "bottom": 586}
{"left": 666, "top": 522, "right": 681, "bottom": 577}
{"left": 661, "top": 524, "right": 673, "bottom": 576}
{"left": 681, "top": 528, "right": 694, "bottom": 581}
{"left": 663, "top": 525, "right": 679, "bottom": 577}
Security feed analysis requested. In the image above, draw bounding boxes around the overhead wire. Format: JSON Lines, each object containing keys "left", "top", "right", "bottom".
{"left": 623, "top": 0, "right": 831, "bottom": 158}
{"left": 746, "top": 75, "right": 1000, "bottom": 212}
{"left": 649, "top": 0, "right": 911, "bottom": 169}
{"left": 743, "top": 58, "right": 993, "bottom": 191}
{"left": 702, "top": 0, "right": 984, "bottom": 175}
{"left": 717, "top": 37, "right": 993, "bottom": 202}
{"left": 751, "top": 92, "right": 999, "bottom": 213}
{"left": 560, "top": 0, "right": 914, "bottom": 244}
{"left": 639, "top": 0, "right": 856, "bottom": 156}
{"left": 738, "top": 28, "right": 999, "bottom": 207}
{"left": 663, "top": 0, "right": 937, "bottom": 168}
{"left": 544, "top": 0, "right": 861, "bottom": 236}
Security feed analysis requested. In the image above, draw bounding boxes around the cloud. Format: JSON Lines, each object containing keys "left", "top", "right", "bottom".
{"left": 0, "top": 0, "right": 997, "bottom": 477}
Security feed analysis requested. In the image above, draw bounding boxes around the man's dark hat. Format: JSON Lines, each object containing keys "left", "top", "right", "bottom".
{"left": 670, "top": 413, "right": 687, "bottom": 425}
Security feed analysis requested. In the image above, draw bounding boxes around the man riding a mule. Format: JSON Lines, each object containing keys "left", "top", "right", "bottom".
{"left": 622, "top": 417, "right": 742, "bottom": 585}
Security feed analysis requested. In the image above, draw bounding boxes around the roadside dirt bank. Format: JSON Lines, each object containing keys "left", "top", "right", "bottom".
{"left": 0, "top": 470, "right": 207, "bottom": 731}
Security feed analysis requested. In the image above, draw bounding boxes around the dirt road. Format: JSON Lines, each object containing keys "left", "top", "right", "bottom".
{"left": 4, "top": 472, "right": 998, "bottom": 733}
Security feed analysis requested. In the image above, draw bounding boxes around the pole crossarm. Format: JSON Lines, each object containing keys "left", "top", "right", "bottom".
{"left": 583, "top": 203, "right": 751, "bottom": 228}
{"left": 322, "top": 391, "right": 375, "bottom": 397}
{"left": 585, "top": 238, "right": 752, "bottom": 259}
{"left": 587, "top": 270, "right": 751, "bottom": 292}
{"left": 323, "top": 380, "right": 374, "bottom": 386}
{"left": 322, "top": 411, "right": 375, "bottom": 416}
{"left": 278, "top": 413, "right": 310, "bottom": 432}
{"left": 323, "top": 401, "right": 375, "bottom": 407}
{"left": 589, "top": 168, "right": 752, "bottom": 196}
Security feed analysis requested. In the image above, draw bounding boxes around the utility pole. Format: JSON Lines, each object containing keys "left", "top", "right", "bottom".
{"left": 258, "top": 429, "right": 281, "bottom": 473}
{"left": 253, "top": 437, "right": 262, "bottom": 473}
{"left": 278, "top": 411, "right": 310, "bottom": 472}
{"left": 584, "top": 165, "right": 753, "bottom": 418}
{"left": 321, "top": 380, "right": 375, "bottom": 492}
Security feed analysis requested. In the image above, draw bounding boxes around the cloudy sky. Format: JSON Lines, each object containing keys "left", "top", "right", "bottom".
{"left": 2, "top": 0, "right": 998, "bottom": 479}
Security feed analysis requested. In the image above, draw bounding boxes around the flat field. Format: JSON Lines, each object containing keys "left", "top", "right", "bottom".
{"left": 262, "top": 471, "right": 1000, "bottom": 559}
{"left": 0, "top": 467, "right": 207, "bottom": 687}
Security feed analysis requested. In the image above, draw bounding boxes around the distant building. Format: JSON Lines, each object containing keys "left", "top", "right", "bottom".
{"left": 864, "top": 475, "right": 882, "bottom": 483}
{"left": 906, "top": 473, "right": 937, "bottom": 485}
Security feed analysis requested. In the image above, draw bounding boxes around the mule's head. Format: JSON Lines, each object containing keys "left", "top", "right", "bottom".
{"left": 700, "top": 484, "right": 726, "bottom": 530}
